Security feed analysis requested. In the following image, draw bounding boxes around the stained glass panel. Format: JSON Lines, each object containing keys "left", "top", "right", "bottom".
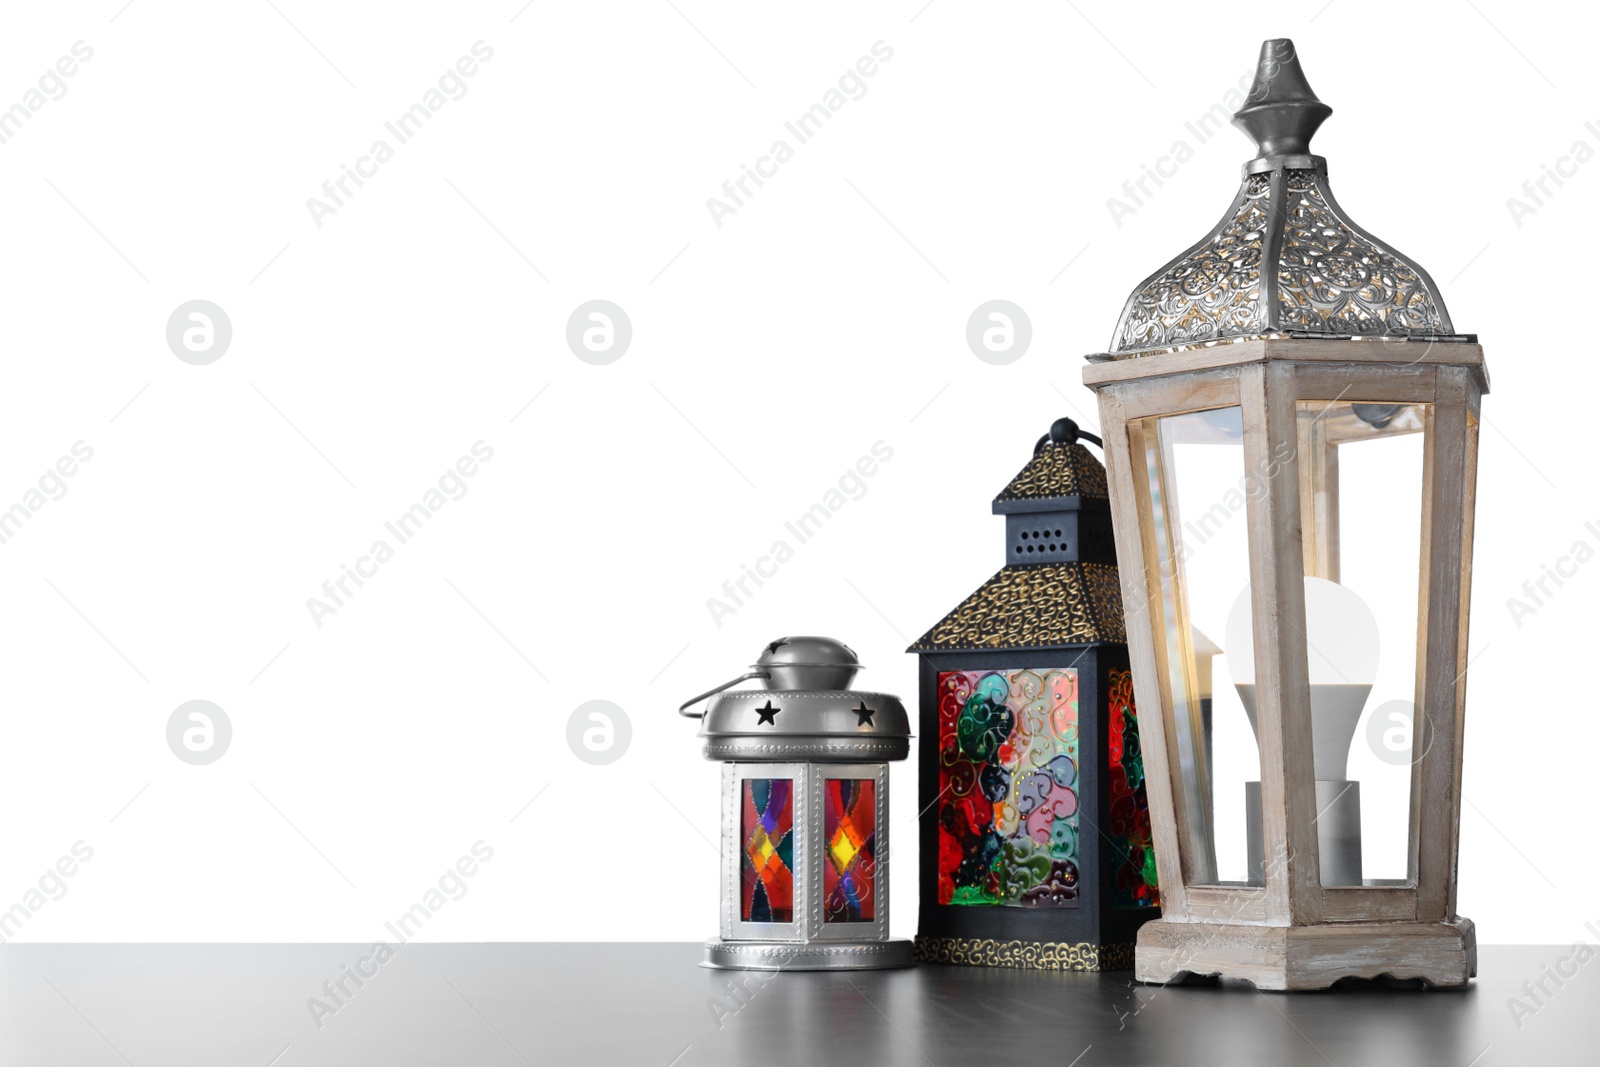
{"left": 937, "top": 669, "right": 1080, "bottom": 908}
{"left": 823, "top": 779, "right": 876, "bottom": 923}
{"left": 1108, "top": 668, "right": 1160, "bottom": 908}
{"left": 741, "top": 778, "right": 794, "bottom": 923}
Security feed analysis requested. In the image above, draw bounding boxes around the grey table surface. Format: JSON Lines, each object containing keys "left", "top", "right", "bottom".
{"left": 1, "top": 943, "right": 1594, "bottom": 1066}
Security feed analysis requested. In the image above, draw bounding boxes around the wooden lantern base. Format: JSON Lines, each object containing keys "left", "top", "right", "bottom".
{"left": 1134, "top": 916, "right": 1476, "bottom": 991}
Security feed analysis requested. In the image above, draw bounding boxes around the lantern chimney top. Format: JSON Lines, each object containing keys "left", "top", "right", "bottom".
{"left": 1232, "top": 39, "right": 1331, "bottom": 164}
{"left": 910, "top": 420, "right": 1125, "bottom": 655}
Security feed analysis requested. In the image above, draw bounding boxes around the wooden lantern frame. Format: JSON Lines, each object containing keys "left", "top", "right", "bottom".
{"left": 1084, "top": 337, "right": 1485, "bottom": 990}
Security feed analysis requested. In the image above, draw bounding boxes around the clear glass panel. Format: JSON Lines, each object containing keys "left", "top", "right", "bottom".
{"left": 1294, "top": 400, "right": 1428, "bottom": 887}
{"left": 1131, "top": 407, "right": 1263, "bottom": 887}
{"left": 935, "top": 669, "right": 1081, "bottom": 907}
{"left": 740, "top": 779, "right": 794, "bottom": 921}
{"left": 822, "top": 779, "right": 876, "bottom": 922}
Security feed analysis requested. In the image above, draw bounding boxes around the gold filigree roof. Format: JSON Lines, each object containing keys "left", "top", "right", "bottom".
{"left": 993, "top": 443, "right": 1109, "bottom": 505}
{"left": 909, "top": 561, "right": 1125, "bottom": 653}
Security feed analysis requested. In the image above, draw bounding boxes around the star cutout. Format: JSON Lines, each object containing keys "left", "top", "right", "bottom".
{"left": 755, "top": 700, "right": 781, "bottom": 725}
{"left": 853, "top": 701, "right": 875, "bottom": 728}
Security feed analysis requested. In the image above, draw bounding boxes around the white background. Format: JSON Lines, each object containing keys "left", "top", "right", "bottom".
{"left": 0, "top": 0, "right": 1594, "bottom": 946}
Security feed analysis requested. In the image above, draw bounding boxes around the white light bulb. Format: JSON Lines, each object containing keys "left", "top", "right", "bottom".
{"left": 1225, "top": 576, "right": 1380, "bottom": 780}
{"left": 1226, "top": 576, "right": 1380, "bottom": 686}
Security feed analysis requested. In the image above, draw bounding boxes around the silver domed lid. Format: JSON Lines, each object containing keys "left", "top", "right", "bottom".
{"left": 1106, "top": 39, "right": 1458, "bottom": 358}
{"left": 752, "top": 635, "right": 860, "bottom": 691}
{"left": 679, "top": 636, "right": 908, "bottom": 763}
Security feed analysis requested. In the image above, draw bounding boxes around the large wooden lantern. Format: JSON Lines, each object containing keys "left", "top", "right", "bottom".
{"left": 1083, "top": 39, "right": 1485, "bottom": 989}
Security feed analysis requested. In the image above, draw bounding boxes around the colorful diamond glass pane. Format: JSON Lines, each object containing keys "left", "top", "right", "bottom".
{"left": 936, "top": 669, "right": 1080, "bottom": 909}
{"left": 740, "top": 778, "right": 793, "bottom": 923}
{"left": 823, "top": 779, "right": 876, "bottom": 923}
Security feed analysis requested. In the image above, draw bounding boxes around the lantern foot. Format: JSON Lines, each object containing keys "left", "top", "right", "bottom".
{"left": 703, "top": 938, "right": 915, "bottom": 971}
{"left": 1133, "top": 917, "right": 1476, "bottom": 991}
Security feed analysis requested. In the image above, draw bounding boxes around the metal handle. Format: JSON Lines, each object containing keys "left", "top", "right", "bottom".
{"left": 678, "top": 671, "right": 766, "bottom": 718}
{"left": 1034, "top": 416, "right": 1102, "bottom": 455}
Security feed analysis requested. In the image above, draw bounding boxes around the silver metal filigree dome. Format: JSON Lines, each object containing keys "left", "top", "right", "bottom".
{"left": 1108, "top": 39, "right": 1455, "bottom": 357}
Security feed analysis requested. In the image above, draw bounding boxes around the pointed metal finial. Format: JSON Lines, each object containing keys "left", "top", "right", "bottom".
{"left": 1232, "top": 39, "right": 1332, "bottom": 160}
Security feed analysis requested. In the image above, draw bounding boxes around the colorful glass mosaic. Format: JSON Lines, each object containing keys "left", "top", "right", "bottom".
{"left": 937, "top": 669, "right": 1080, "bottom": 908}
{"left": 823, "top": 779, "right": 876, "bottom": 923}
{"left": 1107, "top": 668, "right": 1159, "bottom": 909}
{"left": 740, "top": 778, "right": 794, "bottom": 923}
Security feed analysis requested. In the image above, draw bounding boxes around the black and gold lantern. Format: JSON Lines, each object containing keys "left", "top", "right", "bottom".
{"left": 910, "top": 418, "right": 1159, "bottom": 971}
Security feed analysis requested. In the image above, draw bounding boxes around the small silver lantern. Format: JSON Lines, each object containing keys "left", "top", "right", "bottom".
{"left": 680, "top": 636, "right": 912, "bottom": 970}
